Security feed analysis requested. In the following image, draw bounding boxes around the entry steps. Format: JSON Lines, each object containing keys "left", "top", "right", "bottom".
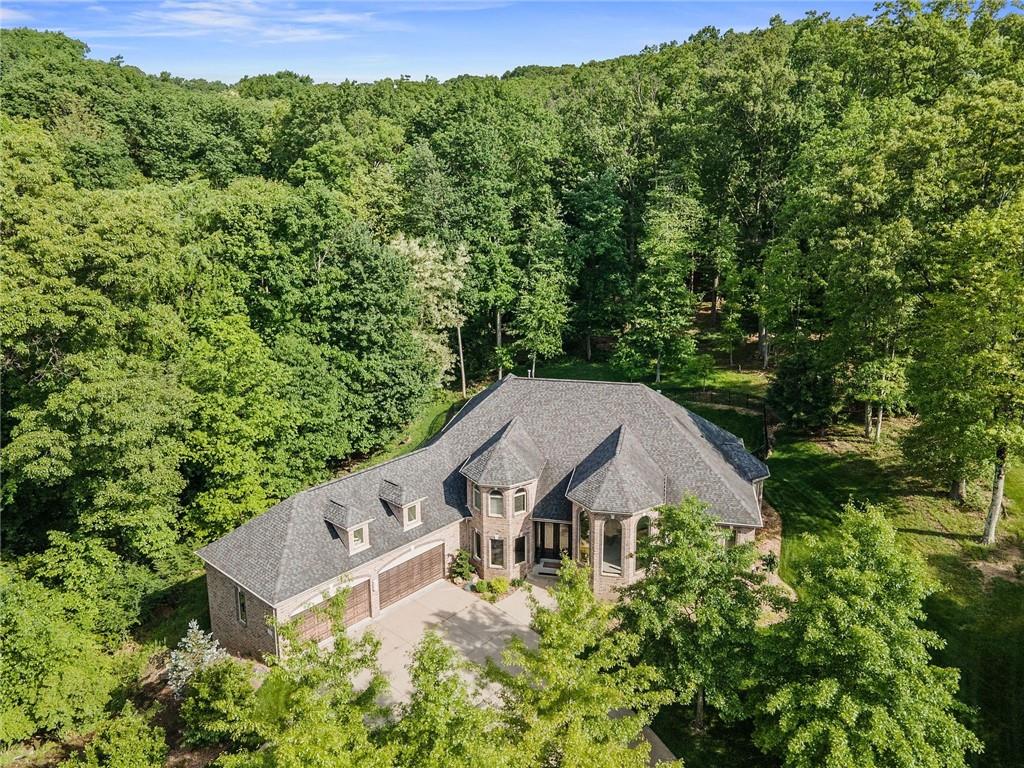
{"left": 533, "top": 558, "right": 562, "bottom": 577}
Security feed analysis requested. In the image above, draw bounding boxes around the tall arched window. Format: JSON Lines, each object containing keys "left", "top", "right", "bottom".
{"left": 636, "top": 515, "right": 652, "bottom": 569}
{"left": 488, "top": 489, "right": 504, "bottom": 518}
{"left": 579, "top": 511, "right": 590, "bottom": 562}
{"left": 602, "top": 519, "right": 622, "bottom": 576}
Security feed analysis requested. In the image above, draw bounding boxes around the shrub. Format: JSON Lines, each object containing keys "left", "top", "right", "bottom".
{"left": 510, "top": 577, "right": 525, "bottom": 589}
{"left": 474, "top": 579, "right": 490, "bottom": 593}
{"left": 490, "top": 577, "right": 510, "bottom": 597}
{"left": 449, "top": 549, "right": 474, "bottom": 581}
{"left": 67, "top": 704, "right": 167, "bottom": 768}
{"left": 759, "top": 551, "right": 779, "bottom": 573}
{"left": 181, "top": 658, "right": 259, "bottom": 748}
{"left": 168, "top": 619, "right": 227, "bottom": 698}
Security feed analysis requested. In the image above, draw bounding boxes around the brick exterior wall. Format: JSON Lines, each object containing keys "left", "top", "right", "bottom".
{"left": 204, "top": 564, "right": 278, "bottom": 659}
{"left": 466, "top": 479, "right": 535, "bottom": 581}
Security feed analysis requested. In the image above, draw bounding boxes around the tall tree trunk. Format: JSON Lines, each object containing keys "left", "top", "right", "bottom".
{"left": 983, "top": 444, "right": 1008, "bottom": 545}
{"left": 759, "top": 320, "right": 768, "bottom": 369}
{"left": 873, "top": 403, "right": 884, "bottom": 443}
{"left": 456, "top": 324, "right": 466, "bottom": 398}
{"left": 949, "top": 477, "right": 967, "bottom": 503}
{"left": 586, "top": 332, "right": 592, "bottom": 362}
{"left": 864, "top": 402, "right": 873, "bottom": 439}
{"left": 531, "top": 351, "right": 537, "bottom": 378}
{"left": 496, "top": 308, "right": 503, "bottom": 379}
{"left": 694, "top": 687, "right": 706, "bottom": 731}
{"left": 655, "top": 357, "right": 661, "bottom": 384}
{"left": 710, "top": 272, "right": 720, "bottom": 325}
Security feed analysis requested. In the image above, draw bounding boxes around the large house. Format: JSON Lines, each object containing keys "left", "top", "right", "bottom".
{"left": 196, "top": 376, "right": 769, "bottom": 657}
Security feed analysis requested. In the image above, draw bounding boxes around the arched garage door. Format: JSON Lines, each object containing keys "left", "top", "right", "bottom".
{"left": 378, "top": 544, "right": 444, "bottom": 610}
{"left": 293, "top": 580, "right": 371, "bottom": 643}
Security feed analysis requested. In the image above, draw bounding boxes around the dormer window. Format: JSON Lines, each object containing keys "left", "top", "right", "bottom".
{"left": 403, "top": 500, "right": 422, "bottom": 531}
{"left": 488, "top": 489, "right": 504, "bottom": 518}
{"left": 349, "top": 524, "right": 370, "bottom": 554}
{"left": 514, "top": 488, "right": 527, "bottom": 515}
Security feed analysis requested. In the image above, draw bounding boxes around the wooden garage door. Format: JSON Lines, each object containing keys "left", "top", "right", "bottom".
{"left": 378, "top": 545, "right": 444, "bottom": 610}
{"left": 293, "top": 580, "right": 371, "bottom": 643}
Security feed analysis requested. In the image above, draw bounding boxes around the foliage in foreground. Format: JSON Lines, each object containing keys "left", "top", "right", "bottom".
{"left": 487, "top": 559, "right": 672, "bottom": 768}
{"left": 619, "top": 498, "right": 779, "bottom": 728}
{"left": 753, "top": 505, "right": 983, "bottom": 768}
{"left": 66, "top": 704, "right": 167, "bottom": 768}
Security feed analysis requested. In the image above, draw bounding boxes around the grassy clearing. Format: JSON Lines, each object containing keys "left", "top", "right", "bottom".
{"left": 527, "top": 356, "right": 770, "bottom": 397}
{"left": 136, "top": 570, "right": 211, "bottom": 648}
{"left": 764, "top": 421, "right": 1024, "bottom": 768}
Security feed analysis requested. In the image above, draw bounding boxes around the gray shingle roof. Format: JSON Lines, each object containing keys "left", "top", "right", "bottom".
{"left": 323, "top": 499, "right": 372, "bottom": 530}
{"left": 566, "top": 425, "right": 666, "bottom": 514}
{"left": 196, "top": 376, "right": 768, "bottom": 605}
{"left": 460, "top": 416, "right": 546, "bottom": 487}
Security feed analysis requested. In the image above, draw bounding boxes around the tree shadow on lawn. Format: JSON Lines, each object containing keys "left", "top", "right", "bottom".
{"left": 924, "top": 553, "right": 1024, "bottom": 768}
{"left": 136, "top": 572, "right": 210, "bottom": 648}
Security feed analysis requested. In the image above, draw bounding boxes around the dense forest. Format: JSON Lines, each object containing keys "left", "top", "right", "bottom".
{"left": 1, "top": 1, "right": 1023, "bottom": 765}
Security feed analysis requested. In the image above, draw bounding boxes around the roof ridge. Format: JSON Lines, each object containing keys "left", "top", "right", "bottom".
{"left": 301, "top": 444, "right": 434, "bottom": 493}
{"left": 511, "top": 376, "right": 649, "bottom": 388}
{"left": 272, "top": 493, "right": 306, "bottom": 601}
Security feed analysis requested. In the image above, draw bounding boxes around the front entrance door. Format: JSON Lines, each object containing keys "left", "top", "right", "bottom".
{"left": 534, "top": 521, "right": 570, "bottom": 562}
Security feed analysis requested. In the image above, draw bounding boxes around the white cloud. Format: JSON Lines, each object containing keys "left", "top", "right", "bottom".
{"left": 0, "top": 6, "right": 34, "bottom": 23}
{"left": 53, "top": 0, "right": 415, "bottom": 44}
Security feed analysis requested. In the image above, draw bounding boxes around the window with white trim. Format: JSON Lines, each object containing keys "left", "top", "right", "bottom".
{"left": 235, "top": 586, "right": 247, "bottom": 625}
{"left": 472, "top": 483, "right": 482, "bottom": 511}
{"left": 488, "top": 489, "right": 504, "bottom": 518}
{"left": 350, "top": 524, "right": 369, "bottom": 553}
{"left": 514, "top": 534, "right": 527, "bottom": 564}
{"left": 473, "top": 530, "right": 482, "bottom": 560}
{"left": 490, "top": 537, "right": 506, "bottom": 568}
{"left": 514, "top": 488, "right": 528, "bottom": 514}
{"left": 404, "top": 501, "right": 421, "bottom": 530}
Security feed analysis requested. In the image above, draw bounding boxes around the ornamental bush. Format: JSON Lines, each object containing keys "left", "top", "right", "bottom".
{"left": 449, "top": 549, "right": 474, "bottom": 581}
{"left": 168, "top": 619, "right": 227, "bottom": 698}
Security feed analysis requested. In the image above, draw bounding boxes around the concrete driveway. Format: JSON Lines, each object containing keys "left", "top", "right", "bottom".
{"left": 350, "top": 578, "right": 677, "bottom": 765}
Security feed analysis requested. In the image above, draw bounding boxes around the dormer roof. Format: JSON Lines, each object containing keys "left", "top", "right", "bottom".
{"left": 460, "top": 416, "right": 545, "bottom": 488}
{"left": 378, "top": 479, "right": 416, "bottom": 507}
{"left": 323, "top": 498, "right": 371, "bottom": 531}
{"left": 566, "top": 424, "right": 665, "bottom": 514}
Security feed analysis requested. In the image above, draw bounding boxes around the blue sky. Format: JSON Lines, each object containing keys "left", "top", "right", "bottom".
{"left": 1, "top": 1, "right": 877, "bottom": 83}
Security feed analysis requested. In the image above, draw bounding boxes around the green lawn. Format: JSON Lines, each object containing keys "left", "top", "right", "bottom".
{"left": 525, "top": 356, "right": 770, "bottom": 397}
{"left": 763, "top": 423, "right": 1024, "bottom": 768}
